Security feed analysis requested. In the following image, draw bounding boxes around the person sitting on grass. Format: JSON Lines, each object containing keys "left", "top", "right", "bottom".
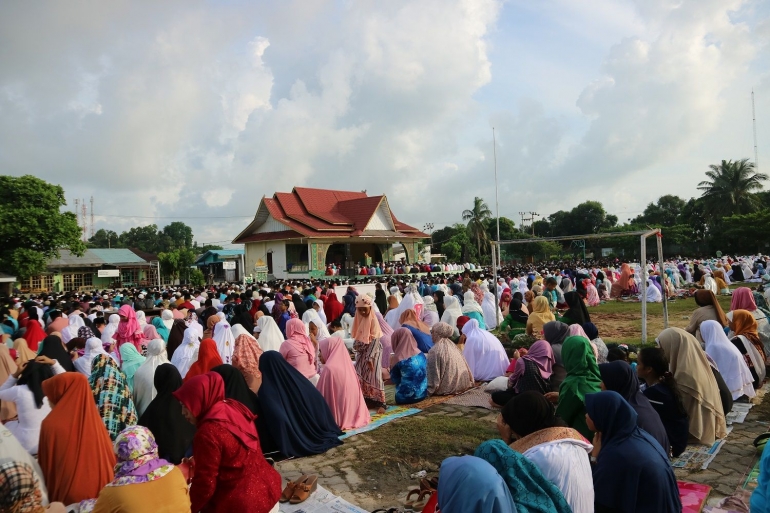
{"left": 489, "top": 340, "right": 554, "bottom": 408}
{"left": 389, "top": 328, "right": 428, "bottom": 405}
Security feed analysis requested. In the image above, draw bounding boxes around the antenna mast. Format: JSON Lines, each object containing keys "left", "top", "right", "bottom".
{"left": 90, "top": 196, "right": 95, "bottom": 238}
{"left": 753, "top": 89, "right": 759, "bottom": 173}
{"left": 81, "top": 199, "right": 88, "bottom": 242}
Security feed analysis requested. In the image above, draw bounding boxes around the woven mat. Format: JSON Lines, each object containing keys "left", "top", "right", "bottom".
{"left": 445, "top": 386, "right": 495, "bottom": 409}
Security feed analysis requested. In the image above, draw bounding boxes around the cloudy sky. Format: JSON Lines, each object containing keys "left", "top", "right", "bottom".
{"left": 1, "top": 0, "right": 769, "bottom": 246}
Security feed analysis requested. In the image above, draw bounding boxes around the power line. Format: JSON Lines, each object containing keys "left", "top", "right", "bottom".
{"left": 97, "top": 214, "right": 254, "bottom": 219}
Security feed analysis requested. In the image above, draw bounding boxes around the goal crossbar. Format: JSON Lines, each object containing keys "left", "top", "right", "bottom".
{"left": 490, "top": 228, "right": 668, "bottom": 345}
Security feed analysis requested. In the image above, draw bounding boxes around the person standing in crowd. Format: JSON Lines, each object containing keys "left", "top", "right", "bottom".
{"left": 351, "top": 295, "right": 386, "bottom": 413}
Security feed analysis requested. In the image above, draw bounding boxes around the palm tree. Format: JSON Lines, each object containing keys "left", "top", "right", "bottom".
{"left": 462, "top": 197, "right": 492, "bottom": 258}
{"left": 697, "top": 159, "right": 768, "bottom": 218}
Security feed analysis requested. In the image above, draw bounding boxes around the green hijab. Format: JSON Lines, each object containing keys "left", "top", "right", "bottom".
{"left": 556, "top": 335, "right": 601, "bottom": 439}
{"left": 119, "top": 344, "right": 146, "bottom": 392}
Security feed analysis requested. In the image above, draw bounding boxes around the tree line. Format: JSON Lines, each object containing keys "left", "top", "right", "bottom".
{"left": 432, "top": 158, "right": 768, "bottom": 261}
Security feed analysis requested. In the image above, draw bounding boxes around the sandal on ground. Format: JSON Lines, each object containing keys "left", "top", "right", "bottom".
{"left": 404, "top": 489, "right": 422, "bottom": 509}
{"left": 290, "top": 474, "right": 318, "bottom": 504}
{"left": 419, "top": 477, "right": 439, "bottom": 492}
{"left": 280, "top": 474, "right": 308, "bottom": 503}
{"left": 410, "top": 490, "right": 433, "bottom": 511}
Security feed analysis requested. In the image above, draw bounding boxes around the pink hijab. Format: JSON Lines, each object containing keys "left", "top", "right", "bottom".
{"left": 285, "top": 318, "right": 314, "bottom": 365}
{"left": 568, "top": 324, "right": 599, "bottom": 360}
{"left": 509, "top": 340, "right": 554, "bottom": 393}
{"left": 731, "top": 287, "right": 757, "bottom": 312}
{"left": 316, "top": 337, "right": 371, "bottom": 430}
{"left": 114, "top": 305, "right": 144, "bottom": 357}
{"left": 390, "top": 327, "right": 421, "bottom": 366}
{"left": 142, "top": 324, "right": 161, "bottom": 341}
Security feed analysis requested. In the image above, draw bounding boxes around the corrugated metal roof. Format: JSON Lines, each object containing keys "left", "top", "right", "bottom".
{"left": 90, "top": 248, "right": 147, "bottom": 264}
{"left": 46, "top": 249, "right": 150, "bottom": 268}
{"left": 194, "top": 249, "right": 245, "bottom": 265}
{"left": 209, "top": 250, "right": 244, "bottom": 257}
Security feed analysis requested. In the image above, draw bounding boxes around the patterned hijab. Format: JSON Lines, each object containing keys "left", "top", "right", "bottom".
{"left": 110, "top": 426, "right": 173, "bottom": 486}
{"left": 88, "top": 354, "right": 138, "bottom": 441}
{"left": 0, "top": 461, "right": 45, "bottom": 513}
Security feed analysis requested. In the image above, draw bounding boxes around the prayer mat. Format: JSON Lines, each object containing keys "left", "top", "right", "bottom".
{"left": 678, "top": 481, "right": 711, "bottom": 513}
{"left": 279, "top": 485, "right": 368, "bottom": 513}
{"left": 445, "top": 386, "right": 496, "bottom": 409}
{"left": 743, "top": 457, "right": 761, "bottom": 492}
{"left": 672, "top": 428, "right": 732, "bottom": 471}
{"left": 339, "top": 406, "right": 421, "bottom": 440}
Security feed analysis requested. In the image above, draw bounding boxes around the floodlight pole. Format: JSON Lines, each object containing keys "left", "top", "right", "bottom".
{"left": 492, "top": 240, "right": 499, "bottom": 327}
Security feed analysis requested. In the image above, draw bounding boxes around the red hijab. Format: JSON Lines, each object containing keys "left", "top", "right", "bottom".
{"left": 173, "top": 372, "right": 260, "bottom": 451}
{"left": 184, "top": 339, "right": 223, "bottom": 382}
{"left": 23, "top": 318, "right": 46, "bottom": 351}
{"left": 324, "top": 291, "right": 344, "bottom": 322}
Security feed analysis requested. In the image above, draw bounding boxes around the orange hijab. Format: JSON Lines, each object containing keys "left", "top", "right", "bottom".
{"left": 399, "top": 309, "right": 431, "bottom": 334}
{"left": 39, "top": 373, "right": 115, "bottom": 505}
{"left": 184, "top": 339, "right": 223, "bottom": 382}
{"left": 0, "top": 345, "right": 17, "bottom": 421}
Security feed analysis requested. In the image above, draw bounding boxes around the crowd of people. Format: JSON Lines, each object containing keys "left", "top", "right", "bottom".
{"left": 2, "top": 253, "right": 770, "bottom": 512}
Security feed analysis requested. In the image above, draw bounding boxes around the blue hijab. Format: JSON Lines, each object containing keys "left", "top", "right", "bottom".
{"left": 586, "top": 391, "right": 682, "bottom": 513}
{"left": 474, "top": 440, "right": 571, "bottom": 513}
{"left": 254, "top": 351, "right": 343, "bottom": 459}
{"left": 401, "top": 324, "right": 433, "bottom": 353}
{"left": 438, "top": 455, "right": 516, "bottom": 513}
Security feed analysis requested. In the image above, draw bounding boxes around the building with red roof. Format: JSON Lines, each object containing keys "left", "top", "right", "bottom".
{"left": 232, "top": 187, "right": 429, "bottom": 279}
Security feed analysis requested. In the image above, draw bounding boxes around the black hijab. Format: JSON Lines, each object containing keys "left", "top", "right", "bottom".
{"left": 254, "top": 351, "right": 342, "bottom": 458}
{"left": 374, "top": 288, "right": 388, "bottom": 316}
{"left": 501, "top": 390, "right": 565, "bottom": 438}
{"left": 563, "top": 291, "right": 590, "bottom": 325}
{"left": 17, "top": 361, "right": 55, "bottom": 408}
{"left": 39, "top": 335, "right": 75, "bottom": 372}
{"left": 137, "top": 363, "right": 195, "bottom": 464}
{"left": 507, "top": 299, "right": 529, "bottom": 324}
{"left": 211, "top": 364, "right": 258, "bottom": 414}
{"left": 433, "top": 291, "right": 445, "bottom": 318}
{"left": 599, "top": 361, "right": 670, "bottom": 453}
{"left": 292, "top": 294, "right": 308, "bottom": 318}
{"left": 231, "top": 305, "right": 255, "bottom": 336}
{"left": 166, "top": 320, "right": 187, "bottom": 360}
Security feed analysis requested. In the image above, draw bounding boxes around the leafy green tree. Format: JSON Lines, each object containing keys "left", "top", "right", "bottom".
{"left": 430, "top": 224, "right": 465, "bottom": 255}
{"left": 679, "top": 198, "right": 709, "bottom": 241}
{"left": 0, "top": 175, "right": 86, "bottom": 279}
{"left": 484, "top": 217, "right": 518, "bottom": 242}
{"left": 462, "top": 197, "right": 492, "bottom": 257}
{"left": 532, "top": 219, "right": 551, "bottom": 237}
{"left": 632, "top": 195, "right": 686, "bottom": 227}
{"left": 698, "top": 159, "right": 767, "bottom": 218}
{"left": 568, "top": 201, "right": 618, "bottom": 234}
{"left": 89, "top": 229, "right": 121, "bottom": 248}
{"left": 189, "top": 268, "right": 206, "bottom": 287}
{"left": 160, "top": 222, "right": 194, "bottom": 251}
{"left": 158, "top": 248, "right": 197, "bottom": 283}
{"left": 120, "top": 224, "right": 161, "bottom": 253}
{"left": 716, "top": 209, "right": 770, "bottom": 254}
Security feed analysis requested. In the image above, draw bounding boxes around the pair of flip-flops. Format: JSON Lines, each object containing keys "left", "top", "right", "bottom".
{"left": 403, "top": 477, "right": 438, "bottom": 511}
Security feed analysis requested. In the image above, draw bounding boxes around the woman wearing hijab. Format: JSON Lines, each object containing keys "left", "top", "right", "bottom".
{"left": 132, "top": 339, "right": 169, "bottom": 417}
{"left": 730, "top": 309, "right": 767, "bottom": 387}
{"left": 399, "top": 309, "right": 434, "bottom": 353}
{"left": 685, "top": 289, "right": 729, "bottom": 344}
{"left": 203, "top": 315, "right": 219, "bottom": 341}
{"left": 74, "top": 337, "right": 112, "bottom": 376}
{"left": 461, "top": 318, "right": 508, "bottom": 381}
{"left": 351, "top": 295, "right": 386, "bottom": 412}
{"left": 280, "top": 318, "right": 318, "bottom": 384}
{"left": 439, "top": 295, "right": 463, "bottom": 338}
{"left": 497, "top": 391, "right": 593, "bottom": 513}
{"left": 389, "top": 328, "right": 428, "bottom": 405}
{"left": 0, "top": 346, "right": 17, "bottom": 422}
{"left": 728, "top": 287, "right": 770, "bottom": 356}
{"left": 0, "top": 357, "right": 66, "bottom": 454}
{"left": 184, "top": 339, "right": 224, "bottom": 382}
{"left": 211, "top": 364, "right": 259, "bottom": 415}
{"left": 657, "top": 327, "right": 727, "bottom": 444}
{"left": 550, "top": 336, "right": 601, "bottom": 440}
{"left": 585, "top": 391, "right": 681, "bottom": 513}
{"left": 559, "top": 291, "right": 590, "bottom": 326}
{"left": 141, "top": 324, "right": 161, "bottom": 346}
{"left": 598, "top": 360, "right": 670, "bottom": 454}
{"left": 37, "top": 335, "right": 75, "bottom": 372}
{"left": 81, "top": 426, "right": 190, "bottom": 513}
{"left": 23, "top": 308, "right": 46, "bottom": 351}
{"left": 101, "top": 314, "right": 120, "bottom": 349}
{"left": 138, "top": 364, "right": 195, "bottom": 464}
{"left": 475, "top": 439, "right": 572, "bottom": 513}
{"left": 490, "top": 340, "right": 554, "bottom": 407}
{"left": 114, "top": 305, "right": 145, "bottom": 358}
{"left": 212, "top": 320, "right": 236, "bottom": 365}
{"left": 436, "top": 456, "right": 515, "bottom": 513}
{"left": 170, "top": 326, "right": 202, "bottom": 378}
{"left": 316, "top": 336, "right": 371, "bottom": 429}
{"left": 173, "top": 372, "right": 281, "bottom": 513}
{"left": 39, "top": 373, "right": 116, "bottom": 504}
{"left": 420, "top": 296, "right": 440, "bottom": 328}
{"left": 527, "top": 296, "right": 555, "bottom": 339}
{"left": 13, "top": 338, "right": 37, "bottom": 366}
{"left": 119, "top": 343, "right": 146, "bottom": 393}
{"left": 324, "top": 291, "right": 344, "bottom": 324}
{"left": 254, "top": 315, "right": 284, "bottom": 352}
{"left": 433, "top": 290, "right": 446, "bottom": 319}
{"left": 461, "top": 291, "right": 486, "bottom": 329}
{"left": 89, "top": 354, "right": 138, "bottom": 441}
{"left": 543, "top": 321, "right": 570, "bottom": 391}
{"left": 253, "top": 351, "right": 342, "bottom": 458}
{"left": 232, "top": 332, "right": 264, "bottom": 394}
{"left": 374, "top": 284, "right": 388, "bottom": 316}
{"left": 151, "top": 315, "right": 170, "bottom": 343}
{"left": 0, "top": 461, "right": 66, "bottom": 513}
{"left": 426, "top": 322, "right": 473, "bottom": 396}
{"left": 501, "top": 299, "right": 529, "bottom": 335}
{"left": 701, "top": 319, "right": 756, "bottom": 400}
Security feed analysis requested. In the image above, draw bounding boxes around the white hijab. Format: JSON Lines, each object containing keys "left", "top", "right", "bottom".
{"left": 231, "top": 323, "right": 257, "bottom": 343}
{"left": 461, "top": 291, "right": 483, "bottom": 315}
{"left": 701, "top": 320, "right": 756, "bottom": 400}
{"left": 73, "top": 337, "right": 112, "bottom": 376}
{"left": 645, "top": 278, "right": 662, "bottom": 303}
{"left": 212, "top": 320, "right": 236, "bottom": 365}
{"left": 161, "top": 309, "right": 174, "bottom": 330}
{"left": 132, "top": 338, "right": 170, "bottom": 417}
{"left": 302, "top": 309, "right": 331, "bottom": 339}
{"left": 171, "top": 326, "right": 201, "bottom": 378}
{"left": 461, "top": 318, "right": 508, "bottom": 381}
{"left": 136, "top": 310, "right": 147, "bottom": 328}
{"left": 61, "top": 313, "right": 85, "bottom": 344}
{"left": 440, "top": 295, "right": 463, "bottom": 329}
{"left": 255, "top": 315, "right": 284, "bottom": 352}
{"left": 313, "top": 300, "right": 327, "bottom": 324}
{"left": 481, "top": 290, "right": 503, "bottom": 329}
{"left": 101, "top": 314, "right": 120, "bottom": 348}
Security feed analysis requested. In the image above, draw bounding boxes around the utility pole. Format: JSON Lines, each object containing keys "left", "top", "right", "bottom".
{"left": 753, "top": 89, "right": 759, "bottom": 173}
{"left": 529, "top": 212, "right": 540, "bottom": 236}
{"left": 492, "top": 128, "right": 501, "bottom": 267}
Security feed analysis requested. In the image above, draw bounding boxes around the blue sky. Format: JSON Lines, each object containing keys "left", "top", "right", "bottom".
{"left": 0, "top": 0, "right": 767, "bottom": 246}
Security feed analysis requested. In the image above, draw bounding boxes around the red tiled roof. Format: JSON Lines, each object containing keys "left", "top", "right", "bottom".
{"left": 232, "top": 187, "right": 428, "bottom": 243}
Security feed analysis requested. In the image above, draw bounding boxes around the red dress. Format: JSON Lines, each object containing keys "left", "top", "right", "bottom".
{"left": 191, "top": 422, "right": 281, "bottom": 513}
